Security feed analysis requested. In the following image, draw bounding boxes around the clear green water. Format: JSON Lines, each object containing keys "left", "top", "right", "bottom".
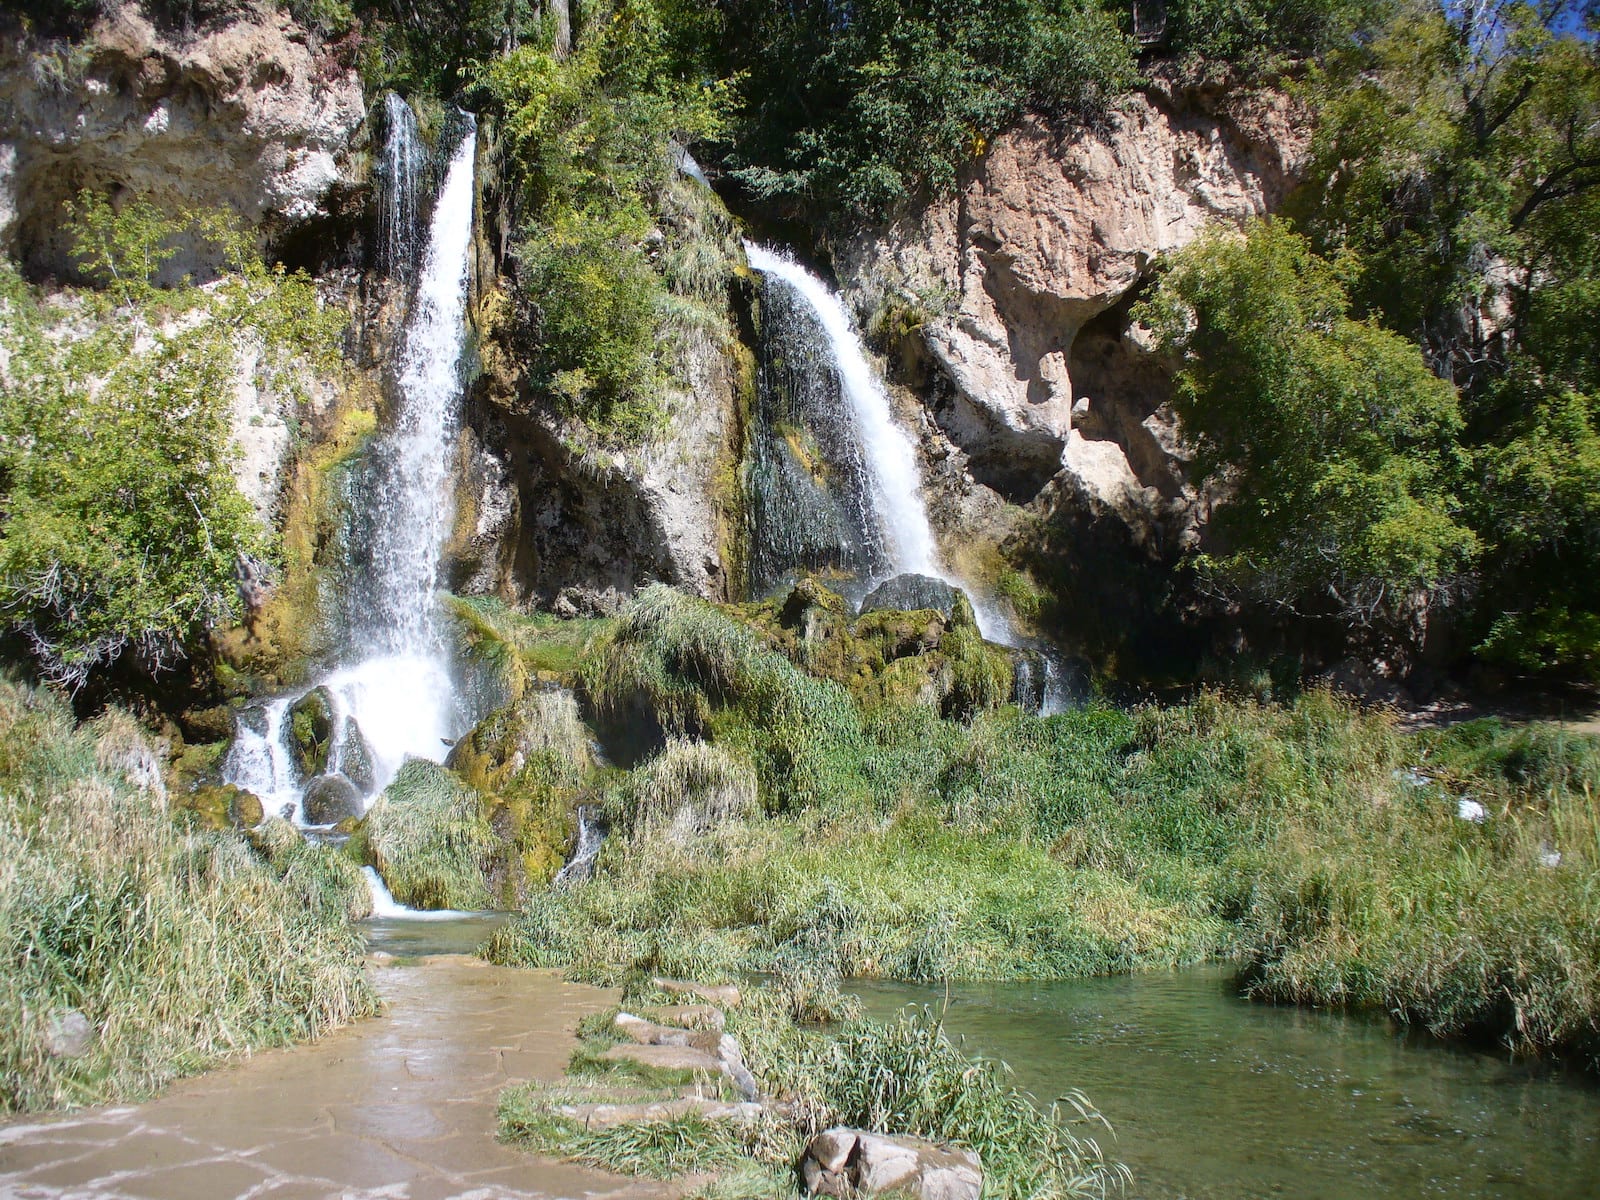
{"left": 360, "top": 913, "right": 509, "bottom": 958}
{"left": 854, "top": 968, "right": 1600, "bottom": 1199}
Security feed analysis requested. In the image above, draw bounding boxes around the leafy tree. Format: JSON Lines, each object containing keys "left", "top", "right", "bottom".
{"left": 1286, "top": 0, "right": 1600, "bottom": 673}
{"left": 0, "top": 194, "right": 341, "bottom": 688}
{"left": 1138, "top": 222, "right": 1478, "bottom": 630}
{"left": 474, "top": 0, "right": 732, "bottom": 438}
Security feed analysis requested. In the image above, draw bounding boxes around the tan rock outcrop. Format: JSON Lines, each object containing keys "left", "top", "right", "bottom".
{"left": 0, "top": 0, "right": 365, "bottom": 278}
{"left": 835, "top": 76, "right": 1306, "bottom": 513}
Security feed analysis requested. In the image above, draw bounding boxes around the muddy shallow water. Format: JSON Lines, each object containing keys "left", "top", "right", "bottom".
{"left": 0, "top": 955, "right": 665, "bottom": 1200}
{"left": 856, "top": 967, "right": 1600, "bottom": 1200}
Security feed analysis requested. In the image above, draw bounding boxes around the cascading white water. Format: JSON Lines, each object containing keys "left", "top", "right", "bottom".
{"left": 744, "top": 243, "right": 943, "bottom": 580}
{"left": 377, "top": 92, "right": 423, "bottom": 281}
{"left": 744, "top": 242, "right": 1074, "bottom": 713}
{"left": 224, "top": 114, "right": 479, "bottom": 823}
{"left": 364, "top": 120, "right": 476, "bottom": 656}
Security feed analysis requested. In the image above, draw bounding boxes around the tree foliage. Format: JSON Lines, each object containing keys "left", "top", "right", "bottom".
{"left": 474, "top": 0, "right": 734, "bottom": 439}
{"left": 0, "top": 194, "right": 341, "bottom": 688}
{"left": 1140, "top": 222, "right": 1477, "bottom": 627}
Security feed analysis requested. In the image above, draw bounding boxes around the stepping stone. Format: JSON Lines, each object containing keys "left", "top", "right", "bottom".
{"left": 639, "top": 1004, "right": 726, "bottom": 1032}
{"left": 650, "top": 977, "right": 742, "bottom": 1007}
{"left": 556, "top": 1097, "right": 767, "bottom": 1131}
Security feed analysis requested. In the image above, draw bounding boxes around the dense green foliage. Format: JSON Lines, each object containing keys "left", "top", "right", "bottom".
{"left": 0, "top": 195, "right": 341, "bottom": 688}
{"left": 1139, "top": 222, "right": 1478, "bottom": 626}
{"left": 1134, "top": 0, "right": 1600, "bottom": 676}
{"left": 363, "top": 759, "right": 498, "bottom": 909}
{"left": 473, "top": 1, "right": 737, "bottom": 440}
{"left": 481, "top": 592, "right": 1600, "bottom": 1068}
{"left": 0, "top": 677, "right": 377, "bottom": 1112}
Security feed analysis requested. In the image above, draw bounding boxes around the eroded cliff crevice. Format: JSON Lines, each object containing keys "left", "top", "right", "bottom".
{"left": 0, "top": 0, "right": 366, "bottom": 281}
{"left": 833, "top": 73, "right": 1306, "bottom": 535}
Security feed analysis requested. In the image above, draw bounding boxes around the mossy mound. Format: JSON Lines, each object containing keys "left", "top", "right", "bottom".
{"left": 446, "top": 687, "right": 595, "bottom": 901}
{"left": 738, "top": 578, "right": 1016, "bottom": 720}
{"left": 363, "top": 760, "right": 497, "bottom": 911}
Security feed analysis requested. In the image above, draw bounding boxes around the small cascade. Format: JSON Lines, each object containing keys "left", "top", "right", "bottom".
{"left": 375, "top": 92, "right": 424, "bottom": 283}
{"left": 362, "top": 867, "right": 473, "bottom": 921}
{"left": 224, "top": 115, "right": 481, "bottom": 824}
{"left": 744, "top": 243, "right": 1079, "bottom": 714}
{"left": 553, "top": 806, "right": 606, "bottom": 887}
{"left": 220, "top": 698, "right": 298, "bottom": 820}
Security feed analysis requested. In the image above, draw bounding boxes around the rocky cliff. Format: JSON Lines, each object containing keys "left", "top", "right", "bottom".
{"left": 0, "top": 1, "right": 366, "bottom": 280}
{"left": 833, "top": 75, "right": 1306, "bottom": 554}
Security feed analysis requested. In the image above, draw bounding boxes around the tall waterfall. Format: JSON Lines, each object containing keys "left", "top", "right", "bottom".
{"left": 223, "top": 112, "right": 479, "bottom": 823}
{"left": 745, "top": 244, "right": 943, "bottom": 581}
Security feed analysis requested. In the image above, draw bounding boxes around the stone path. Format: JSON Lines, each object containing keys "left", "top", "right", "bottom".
{"left": 0, "top": 958, "right": 671, "bottom": 1200}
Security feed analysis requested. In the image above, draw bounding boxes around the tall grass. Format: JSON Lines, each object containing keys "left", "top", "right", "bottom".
{"left": 504, "top": 614, "right": 1600, "bottom": 1066}
{"left": 362, "top": 760, "right": 496, "bottom": 910}
{"left": 579, "top": 585, "right": 866, "bottom": 807}
{"left": 0, "top": 678, "right": 378, "bottom": 1112}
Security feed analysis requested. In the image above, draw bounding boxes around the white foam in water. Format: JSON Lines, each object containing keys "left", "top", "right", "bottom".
{"left": 363, "top": 867, "right": 473, "bottom": 920}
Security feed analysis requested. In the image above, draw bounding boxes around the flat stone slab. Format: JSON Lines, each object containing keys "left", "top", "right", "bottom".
{"left": 599, "top": 1043, "right": 727, "bottom": 1077}
{"left": 650, "top": 977, "right": 742, "bottom": 1007}
{"left": 557, "top": 1097, "right": 768, "bottom": 1131}
{"left": 639, "top": 1003, "right": 726, "bottom": 1032}
{"left": 613, "top": 1012, "right": 722, "bottom": 1052}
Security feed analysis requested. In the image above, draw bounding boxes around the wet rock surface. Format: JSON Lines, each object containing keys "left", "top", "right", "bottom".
{"left": 0, "top": 958, "right": 669, "bottom": 1200}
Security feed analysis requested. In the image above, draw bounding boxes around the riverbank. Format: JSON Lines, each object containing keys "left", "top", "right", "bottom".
{"left": 478, "top": 591, "right": 1600, "bottom": 1070}
{"left": 0, "top": 956, "right": 666, "bottom": 1200}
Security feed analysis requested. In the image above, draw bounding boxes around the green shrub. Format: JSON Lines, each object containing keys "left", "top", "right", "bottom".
{"left": 0, "top": 195, "right": 340, "bottom": 689}
{"left": 0, "top": 677, "right": 377, "bottom": 1112}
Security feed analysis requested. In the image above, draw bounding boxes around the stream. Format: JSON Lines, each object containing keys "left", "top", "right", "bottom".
{"left": 855, "top": 968, "right": 1600, "bottom": 1199}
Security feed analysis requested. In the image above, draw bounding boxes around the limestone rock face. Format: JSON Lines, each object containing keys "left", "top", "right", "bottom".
{"left": 0, "top": 0, "right": 365, "bottom": 279}
{"left": 835, "top": 78, "right": 1305, "bottom": 517}
{"left": 460, "top": 306, "right": 744, "bottom": 608}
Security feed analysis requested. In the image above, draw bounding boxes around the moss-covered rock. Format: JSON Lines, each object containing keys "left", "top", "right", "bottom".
{"left": 446, "top": 687, "right": 593, "bottom": 903}
{"left": 363, "top": 760, "right": 496, "bottom": 910}
{"left": 178, "top": 782, "right": 264, "bottom": 830}
{"left": 287, "top": 686, "right": 335, "bottom": 780}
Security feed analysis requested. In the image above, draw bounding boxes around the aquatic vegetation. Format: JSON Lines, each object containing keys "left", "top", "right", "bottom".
{"left": 0, "top": 678, "right": 377, "bottom": 1113}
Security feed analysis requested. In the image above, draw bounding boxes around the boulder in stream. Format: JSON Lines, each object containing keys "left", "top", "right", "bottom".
{"left": 860, "top": 574, "right": 965, "bottom": 621}
{"left": 302, "top": 772, "right": 362, "bottom": 825}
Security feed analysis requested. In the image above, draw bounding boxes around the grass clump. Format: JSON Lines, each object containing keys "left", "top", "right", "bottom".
{"left": 363, "top": 760, "right": 496, "bottom": 910}
{"left": 499, "top": 1098, "right": 764, "bottom": 1179}
{"left": 0, "top": 677, "right": 377, "bottom": 1113}
{"left": 580, "top": 585, "right": 866, "bottom": 808}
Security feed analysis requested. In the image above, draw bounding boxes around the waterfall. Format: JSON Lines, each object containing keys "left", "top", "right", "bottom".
{"left": 224, "top": 112, "right": 479, "bottom": 822}
{"left": 744, "top": 243, "right": 1077, "bottom": 714}
{"left": 553, "top": 806, "right": 606, "bottom": 888}
{"left": 361, "top": 119, "right": 476, "bottom": 656}
{"left": 376, "top": 92, "right": 423, "bottom": 282}
{"left": 745, "top": 244, "right": 942, "bottom": 581}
